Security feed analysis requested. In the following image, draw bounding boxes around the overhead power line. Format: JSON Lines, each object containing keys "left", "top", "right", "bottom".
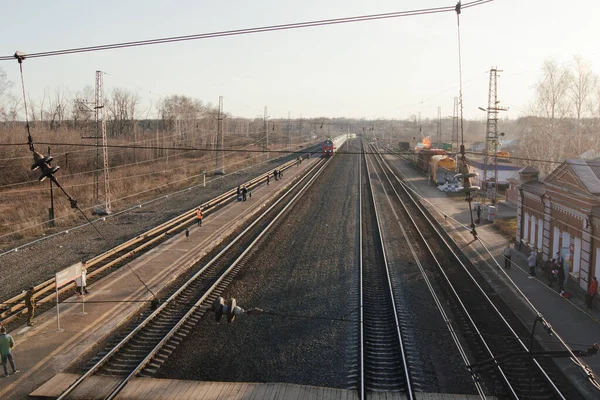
{"left": 0, "top": 0, "right": 493, "bottom": 61}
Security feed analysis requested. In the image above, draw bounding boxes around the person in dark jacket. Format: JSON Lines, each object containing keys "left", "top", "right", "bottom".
{"left": 558, "top": 265, "right": 566, "bottom": 294}
{"left": 241, "top": 186, "right": 248, "bottom": 201}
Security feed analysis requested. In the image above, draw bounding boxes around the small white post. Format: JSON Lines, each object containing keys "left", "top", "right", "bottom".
{"left": 56, "top": 284, "right": 62, "bottom": 332}
{"left": 203, "top": 171, "right": 206, "bottom": 187}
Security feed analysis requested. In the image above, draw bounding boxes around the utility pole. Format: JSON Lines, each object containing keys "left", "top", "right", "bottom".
{"left": 48, "top": 146, "right": 55, "bottom": 227}
{"left": 95, "top": 71, "right": 111, "bottom": 215}
{"left": 80, "top": 71, "right": 111, "bottom": 215}
{"left": 480, "top": 67, "right": 507, "bottom": 204}
{"left": 264, "top": 106, "right": 269, "bottom": 160}
{"left": 434, "top": 106, "right": 442, "bottom": 148}
{"left": 451, "top": 97, "right": 459, "bottom": 155}
{"left": 287, "top": 111, "right": 291, "bottom": 153}
{"left": 215, "top": 96, "right": 225, "bottom": 174}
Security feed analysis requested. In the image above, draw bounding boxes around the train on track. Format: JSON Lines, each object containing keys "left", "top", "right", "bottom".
{"left": 321, "top": 139, "right": 335, "bottom": 157}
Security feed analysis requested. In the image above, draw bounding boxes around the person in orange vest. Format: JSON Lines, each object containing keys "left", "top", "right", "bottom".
{"left": 196, "top": 208, "right": 203, "bottom": 227}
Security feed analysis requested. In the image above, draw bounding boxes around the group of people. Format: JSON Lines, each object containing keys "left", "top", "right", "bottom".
{"left": 237, "top": 185, "right": 249, "bottom": 201}
{"left": 503, "top": 245, "right": 598, "bottom": 311}
{"left": 1, "top": 286, "right": 37, "bottom": 378}
{"left": 273, "top": 169, "right": 283, "bottom": 181}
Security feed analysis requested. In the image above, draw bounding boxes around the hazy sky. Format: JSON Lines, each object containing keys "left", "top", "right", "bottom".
{"left": 2, "top": 0, "right": 599, "bottom": 121}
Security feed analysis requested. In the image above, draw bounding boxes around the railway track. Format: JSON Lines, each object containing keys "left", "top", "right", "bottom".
{"left": 0, "top": 157, "right": 302, "bottom": 328}
{"left": 55, "top": 157, "right": 330, "bottom": 400}
{"left": 369, "top": 143, "right": 581, "bottom": 399}
{"left": 358, "top": 144, "right": 413, "bottom": 399}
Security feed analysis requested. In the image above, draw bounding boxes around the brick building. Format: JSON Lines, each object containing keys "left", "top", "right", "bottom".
{"left": 517, "top": 159, "right": 600, "bottom": 292}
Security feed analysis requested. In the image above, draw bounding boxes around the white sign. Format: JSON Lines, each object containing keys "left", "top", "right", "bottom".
{"left": 55, "top": 262, "right": 82, "bottom": 288}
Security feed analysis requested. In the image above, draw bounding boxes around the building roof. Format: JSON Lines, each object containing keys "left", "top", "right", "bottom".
{"left": 518, "top": 166, "right": 538, "bottom": 174}
{"left": 567, "top": 159, "right": 600, "bottom": 195}
{"left": 521, "top": 181, "right": 546, "bottom": 195}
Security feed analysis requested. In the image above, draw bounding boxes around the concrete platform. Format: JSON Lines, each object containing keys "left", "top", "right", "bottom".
{"left": 386, "top": 155, "right": 600, "bottom": 398}
{"left": 30, "top": 373, "right": 490, "bottom": 400}
{"left": 0, "top": 159, "right": 317, "bottom": 400}
{"left": 29, "top": 373, "right": 359, "bottom": 400}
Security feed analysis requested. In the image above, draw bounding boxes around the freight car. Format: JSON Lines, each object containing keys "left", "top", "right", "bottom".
{"left": 415, "top": 148, "right": 446, "bottom": 173}
{"left": 430, "top": 155, "right": 457, "bottom": 184}
{"left": 399, "top": 141, "right": 411, "bottom": 151}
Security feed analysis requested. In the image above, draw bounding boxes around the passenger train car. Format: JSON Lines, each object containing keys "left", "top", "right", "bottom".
{"left": 321, "top": 139, "right": 335, "bottom": 157}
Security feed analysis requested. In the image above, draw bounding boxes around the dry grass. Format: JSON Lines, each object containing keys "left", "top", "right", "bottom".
{"left": 492, "top": 217, "right": 517, "bottom": 240}
{"left": 0, "top": 125, "right": 319, "bottom": 248}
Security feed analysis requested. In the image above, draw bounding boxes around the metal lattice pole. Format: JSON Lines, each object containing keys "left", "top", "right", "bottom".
{"left": 451, "top": 97, "right": 459, "bottom": 155}
{"left": 481, "top": 67, "right": 507, "bottom": 204}
{"left": 215, "top": 96, "right": 225, "bottom": 174}
{"left": 264, "top": 106, "right": 269, "bottom": 160}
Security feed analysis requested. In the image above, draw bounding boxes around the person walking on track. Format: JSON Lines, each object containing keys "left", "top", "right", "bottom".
{"left": 503, "top": 244, "right": 512, "bottom": 269}
{"left": 586, "top": 277, "right": 598, "bottom": 311}
{"left": 196, "top": 208, "right": 203, "bottom": 227}
{"left": 0, "top": 327, "right": 19, "bottom": 377}
{"left": 24, "top": 287, "right": 36, "bottom": 326}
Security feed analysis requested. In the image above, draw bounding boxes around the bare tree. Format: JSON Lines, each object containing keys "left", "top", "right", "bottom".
{"left": 107, "top": 88, "right": 138, "bottom": 137}
{"left": 46, "top": 88, "right": 71, "bottom": 130}
{"left": 519, "top": 60, "right": 572, "bottom": 174}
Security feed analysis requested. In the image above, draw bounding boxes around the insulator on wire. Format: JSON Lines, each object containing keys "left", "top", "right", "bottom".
{"left": 31, "top": 151, "right": 60, "bottom": 182}
{"left": 212, "top": 296, "right": 262, "bottom": 323}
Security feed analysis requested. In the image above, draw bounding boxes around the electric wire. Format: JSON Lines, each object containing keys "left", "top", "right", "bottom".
{"left": 15, "top": 58, "right": 158, "bottom": 301}
{"left": 0, "top": 1, "right": 493, "bottom": 61}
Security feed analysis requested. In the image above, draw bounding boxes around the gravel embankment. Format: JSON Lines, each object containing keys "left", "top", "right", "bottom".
{"left": 0, "top": 154, "right": 303, "bottom": 301}
{"left": 156, "top": 142, "right": 360, "bottom": 387}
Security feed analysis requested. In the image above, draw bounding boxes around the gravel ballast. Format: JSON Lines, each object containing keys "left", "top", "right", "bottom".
{"left": 156, "top": 143, "right": 360, "bottom": 387}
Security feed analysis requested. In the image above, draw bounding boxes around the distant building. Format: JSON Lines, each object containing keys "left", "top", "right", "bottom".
{"left": 505, "top": 166, "right": 538, "bottom": 204}
{"left": 467, "top": 157, "right": 521, "bottom": 187}
{"left": 517, "top": 159, "right": 600, "bottom": 292}
{"left": 470, "top": 142, "right": 485, "bottom": 152}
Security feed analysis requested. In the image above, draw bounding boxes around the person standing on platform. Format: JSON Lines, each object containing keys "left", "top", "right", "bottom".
{"left": 76, "top": 267, "right": 89, "bottom": 295}
{"left": 558, "top": 264, "right": 566, "bottom": 294}
{"left": 527, "top": 250, "right": 537, "bottom": 278}
{"left": 24, "top": 287, "right": 36, "bottom": 326}
{"left": 274, "top": 170, "right": 278, "bottom": 181}
{"left": 241, "top": 186, "right": 247, "bottom": 201}
{"left": 196, "top": 207, "right": 203, "bottom": 227}
{"left": 237, "top": 186, "right": 242, "bottom": 201}
{"left": 0, "top": 327, "right": 18, "bottom": 377}
{"left": 586, "top": 277, "right": 598, "bottom": 310}
{"left": 503, "top": 244, "right": 512, "bottom": 269}
{"left": 266, "top": 175, "right": 270, "bottom": 185}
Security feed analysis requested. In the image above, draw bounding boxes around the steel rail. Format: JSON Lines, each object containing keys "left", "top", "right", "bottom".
{"left": 0, "top": 157, "right": 302, "bottom": 326}
{"left": 362, "top": 143, "right": 414, "bottom": 399}
{"left": 372, "top": 144, "right": 566, "bottom": 399}
{"left": 358, "top": 146, "right": 365, "bottom": 400}
{"left": 367, "top": 146, "right": 487, "bottom": 398}
{"left": 56, "top": 158, "right": 329, "bottom": 400}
